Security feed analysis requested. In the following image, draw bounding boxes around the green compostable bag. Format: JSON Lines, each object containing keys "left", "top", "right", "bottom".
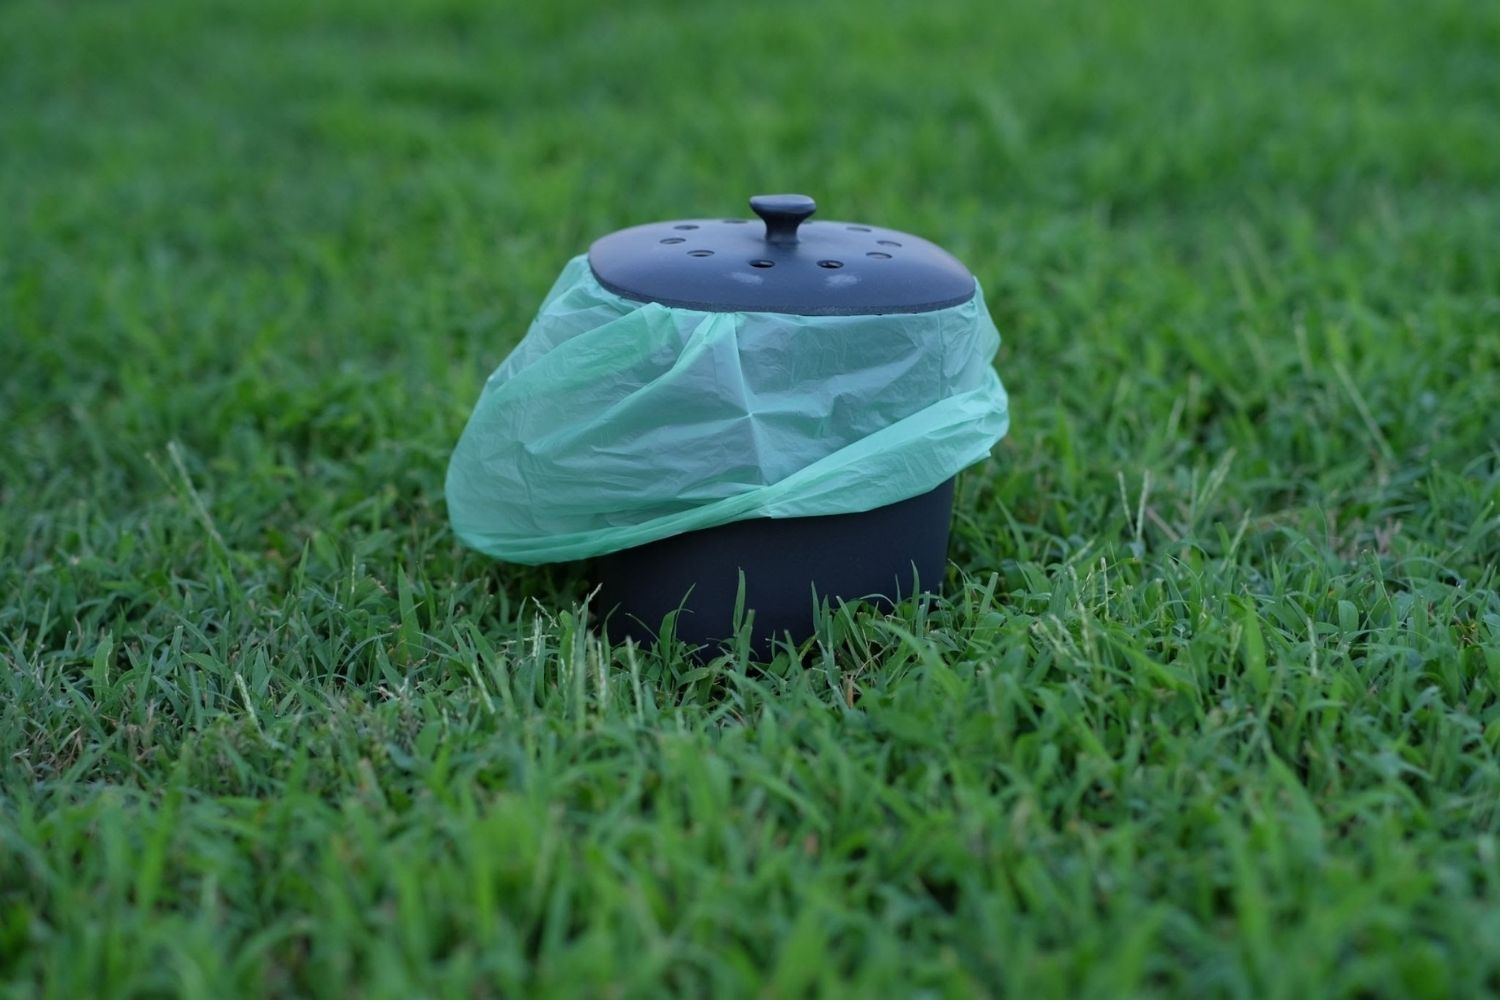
{"left": 446, "top": 255, "right": 1009, "bottom": 564}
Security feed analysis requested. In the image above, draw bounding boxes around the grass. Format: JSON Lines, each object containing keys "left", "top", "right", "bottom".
{"left": 3, "top": 0, "right": 1500, "bottom": 995}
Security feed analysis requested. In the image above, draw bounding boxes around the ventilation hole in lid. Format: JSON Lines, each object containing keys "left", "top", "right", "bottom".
{"left": 660, "top": 237, "right": 686, "bottom": 244}
{"left": 817, "top": 259, "right": 843, "bottom": 268}
{"left": 687, "top": 249, "right": 714, "bottom": 257}
{"left": 674, "top": 223, "right": 700, "bottom": 230}
{"left": 877, "top": 239, "right": 902, "bottom": 246}
{"left": 866, "top": 251, "right": 892, "bottom": 259}
{"left": 750, "top": 259, "right": 775, "bottom": 268}
{"left": 723, "top": 219, "right": 749, "bottom": 224}
{"left": 847, "top": 226, "right": 872, "bottom": 232}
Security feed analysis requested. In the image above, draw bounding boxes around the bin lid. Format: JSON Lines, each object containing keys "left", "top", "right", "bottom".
{"left": 587, "top": 194, "right": 976, "bottom": 316}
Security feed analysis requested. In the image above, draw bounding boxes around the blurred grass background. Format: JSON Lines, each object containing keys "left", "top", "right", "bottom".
{"left": 3, "top": 0, "right": 1500, "bottom": 996}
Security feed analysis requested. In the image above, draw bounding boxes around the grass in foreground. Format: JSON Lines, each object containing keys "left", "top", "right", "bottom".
{"left": 3, "top": 0, "right": 1500, "bottom": 995}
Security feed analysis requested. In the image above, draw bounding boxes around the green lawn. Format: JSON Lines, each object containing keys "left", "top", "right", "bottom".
{"left": 4, "top": 0, "right": 1500, "bottom": 995}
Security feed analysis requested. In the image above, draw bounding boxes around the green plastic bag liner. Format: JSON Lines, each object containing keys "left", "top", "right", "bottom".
{"left": 446, "top": 255, "right": 1009, "bottom": 565}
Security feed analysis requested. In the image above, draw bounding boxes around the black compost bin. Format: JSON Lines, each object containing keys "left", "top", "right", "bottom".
{"left": 588, "top": 195, "right": 983, "bottom": 653}
{"left": 445, "top": 193, "right": 1008, "bottom": 657}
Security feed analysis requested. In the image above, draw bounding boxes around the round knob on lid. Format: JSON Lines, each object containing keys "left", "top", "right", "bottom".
{"left": 750, "top": 193, "right": 816, "bottom": 244}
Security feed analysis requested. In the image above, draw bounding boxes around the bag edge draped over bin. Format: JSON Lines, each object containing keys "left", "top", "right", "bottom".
{"left": 446, "top": 255, "right": 1009, "bottom": 565}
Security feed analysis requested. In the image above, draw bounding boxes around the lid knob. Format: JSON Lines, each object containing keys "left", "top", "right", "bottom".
{"left": 750, "top": 193, "right": 816, "bottom": 245}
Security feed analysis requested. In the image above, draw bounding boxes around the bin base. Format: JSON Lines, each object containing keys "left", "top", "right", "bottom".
{"left": 595, "top": 479, "right": 955, "bottom": 656}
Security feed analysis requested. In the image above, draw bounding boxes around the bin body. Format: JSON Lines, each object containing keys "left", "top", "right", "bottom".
{"left": 598, "top": 479, "right": 955, "bottom": 653}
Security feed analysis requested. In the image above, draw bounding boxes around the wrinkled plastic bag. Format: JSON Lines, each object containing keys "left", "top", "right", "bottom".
{"left": 446, "top": 255, "right": 1009, "bottom": 564}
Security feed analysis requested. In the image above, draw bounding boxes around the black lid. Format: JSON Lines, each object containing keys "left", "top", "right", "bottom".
{"left": 587, "top": 194, "right": 976, "bottom": 316}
